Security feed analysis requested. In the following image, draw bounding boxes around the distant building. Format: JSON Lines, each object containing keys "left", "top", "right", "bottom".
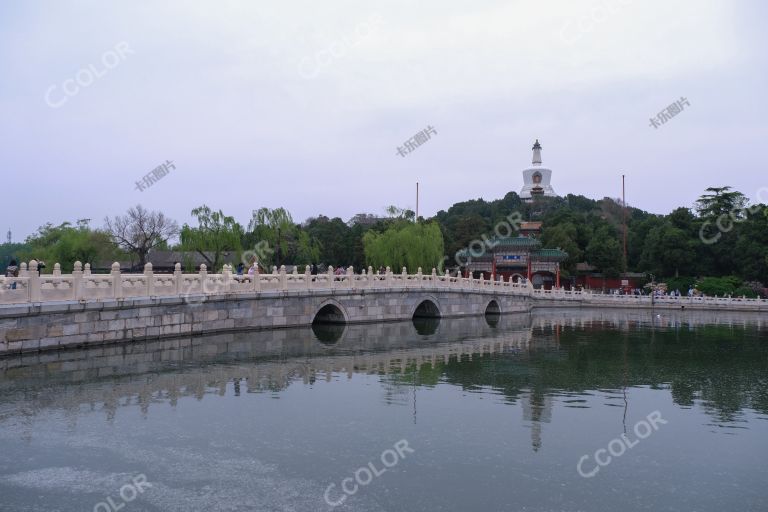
{"left": 458, "top": 222, "right": 568, "bottom": 289}
{"left": 520, "top": 139, "right": 557, "bottom": 202}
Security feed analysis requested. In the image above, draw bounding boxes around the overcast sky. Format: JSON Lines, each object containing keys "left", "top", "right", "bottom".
{"left": 1, "top": 0, "right": 766, "bottom": 241}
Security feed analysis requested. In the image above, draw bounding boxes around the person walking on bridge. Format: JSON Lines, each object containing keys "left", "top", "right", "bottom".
{"left": 5, "top": 259, "right": 18, "bottom": 289}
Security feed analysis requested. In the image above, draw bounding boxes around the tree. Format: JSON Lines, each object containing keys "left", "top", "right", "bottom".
{"left": 541, "top": 223, "right": 582, "bottom": 273}
{"left": 247, "top": 207, "right": 297, "bottom": 267}
{"left": 104, "top": 205, "right": 179, "bottom": 266}
{"left": 303, "top": 215, "right": 353, "bottom": 267}
{"left": 584, "top": 226, "right": 622, "bottom": 277}
{"left": 20, "top": 219, "right": 115, "bottom": 271}
{"left": 695, "top": 186, "right": 748, "bottom": 219}
{"left": 295, "top": 230, "right": 321, "bottom": 266}
{"left": 639, "top": 223, "right": 697, "bottom": 277}
{"left": 181, "top": 205, "right": 244, "bottom": 270}
{"left": 732, "top": 203, "right": 768, "bottom": 282}
{"left": 0, "top": 242, "right": 29, "bottom": 274}
{"left": 363, "top": 221, "right": 444, "bottom": 272}
{"left": 384, "top": 205, "right": 415, "bottom": 221}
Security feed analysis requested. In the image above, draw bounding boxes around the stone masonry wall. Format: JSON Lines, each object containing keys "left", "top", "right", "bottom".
{"left": 0, "top": 289, "right": 530, "bottom": 356}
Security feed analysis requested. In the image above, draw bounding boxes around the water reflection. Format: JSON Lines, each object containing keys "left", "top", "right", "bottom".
{"left": 412, "top": 316, "right": 440, "bottom": 335}
{"left": 310, "top": 322, "right": 346, "bottom": 344}
{"left": 0, "top": 308, "right": 766, "bottom": 442}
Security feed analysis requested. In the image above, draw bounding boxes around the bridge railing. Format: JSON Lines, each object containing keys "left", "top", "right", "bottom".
{"left": 2, "top": 260, "right": 766, "bottom": 310}
{"left": 0, "top": 261, "right": 535, "bottom": 305}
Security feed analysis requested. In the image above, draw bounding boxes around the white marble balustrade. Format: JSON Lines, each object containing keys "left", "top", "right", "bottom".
{"left": 2, "top": 260, "right": 766, "bottom": 311}
{"left": 0, "top": 260, "right": 533, "bottom": 305}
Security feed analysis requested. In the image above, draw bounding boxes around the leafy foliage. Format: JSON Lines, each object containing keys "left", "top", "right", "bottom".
{"left": 181, "top": 205, "right": 243, "bottom": 270}
{"left": 21, "top": 220, "right": 116, "bottom": 272}
{"left": 363, "top": 221, "right": 444, "bottom": 272}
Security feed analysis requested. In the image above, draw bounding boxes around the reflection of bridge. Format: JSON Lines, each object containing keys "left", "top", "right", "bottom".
{"left": 2, "top": 309, "right": 766, "bottom": 448}
{"left": 4, "top": 307, "right": 764, "bottom": 407}
{"left": 0, "top": 316, "right": 534, "bottom": 423}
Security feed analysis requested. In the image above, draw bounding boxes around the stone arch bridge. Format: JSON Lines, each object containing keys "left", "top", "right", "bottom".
{"left": 0, "top": 263, "right": 531, "bottom": 355}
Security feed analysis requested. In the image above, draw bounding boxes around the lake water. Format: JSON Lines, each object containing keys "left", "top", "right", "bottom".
{"left": 0, "top": 308, "right": 766, "bottom": 512}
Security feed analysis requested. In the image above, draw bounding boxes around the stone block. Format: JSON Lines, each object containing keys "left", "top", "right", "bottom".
{"left": 63, "top": 324, "right": 80, "bottom": 336}
{"left": 103, "top": 330, "right": 120, "bottom": 341}
{"left": 87, "top": 332, "right": 104, "bottom": 343}
{"left": 40, "top": 303, "right": 72, "bottom": 314}
{"left": 21, "top": 338, "right": 40, "bottom": 351}
{"left": 6, "top": 326, "right": 46, "bottom": 342}
{"left": 47, "top": 325, "right": 64, "bottom": 337}
{"left": 0, "top": 305, "right": 32, "bottom": 318}
{"left": 100, "top": 311, "right": 119, "bottom": 320}
{"left": 229, "top": 308, "right": 251, "bottom": 319}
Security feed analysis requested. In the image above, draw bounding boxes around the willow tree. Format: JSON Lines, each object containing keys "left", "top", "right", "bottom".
{"left": 181, "top": 205, "right": 243, "bottom": 270}
{"left": 247, "top": 207, "right": 297, "bottom": 267}
{"left": 363, "top": 221, "right": 444, "bottom": 272}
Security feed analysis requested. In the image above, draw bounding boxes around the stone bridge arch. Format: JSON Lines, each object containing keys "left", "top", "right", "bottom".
{"left": 312, "top": 299, "right": 349, "bottom": 324}
{"left": 485, "top": 299, "right": 501, "bottom": 315}
{"left": 411, "top": 295, "right": 442, "bottom": 319}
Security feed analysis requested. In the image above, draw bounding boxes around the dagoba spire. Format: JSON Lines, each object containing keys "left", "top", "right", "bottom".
{"left": 520, "top": 138, "right": 556, "bottom": 202}
{"left": 532, "top": 139, "right": 542, "bottom": 166}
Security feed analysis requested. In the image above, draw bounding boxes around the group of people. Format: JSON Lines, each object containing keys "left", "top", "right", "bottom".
{"left": 4, "top": 259, "right": 19, "bottom": 289}
{"left": 4, "top": 259, "right": 48, "bottom": 289}
{"left": 233, "top": 259, "right": 267, "bottom": 277}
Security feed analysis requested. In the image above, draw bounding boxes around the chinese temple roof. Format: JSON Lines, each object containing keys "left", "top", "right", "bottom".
{"left": 531, "top": 248, "right": 569, "bottom": 262}
{"left": 455, "top": 236, "right": 546, "bottom": 259}
{"left": 491, "top": 236, "right": 542, "bottom": 248}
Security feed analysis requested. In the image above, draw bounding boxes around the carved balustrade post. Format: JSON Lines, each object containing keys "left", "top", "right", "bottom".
{"left": 28, "top": 260, "right": 41, "bottom": 302}
{"left": 222, "top": 264, "right": 232, "bottom": 293}
{"left": 111, "top": 262, "right": 122, "bottom": 299}
{"left": 199, "top": 264, "right": 208, "bottom": 296}
{"left": 72, "top": 261, "right": 83, "bottom": 300}
{"left": 144, "top": 262, "right": 154, "bottom": 296}
{"left": 174, "top": 262, "right": 182, "bottom": 295}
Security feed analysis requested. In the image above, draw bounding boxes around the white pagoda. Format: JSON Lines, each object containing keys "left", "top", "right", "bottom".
{"left": 520, "top": 139, "right": 557, "bottom": 201}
